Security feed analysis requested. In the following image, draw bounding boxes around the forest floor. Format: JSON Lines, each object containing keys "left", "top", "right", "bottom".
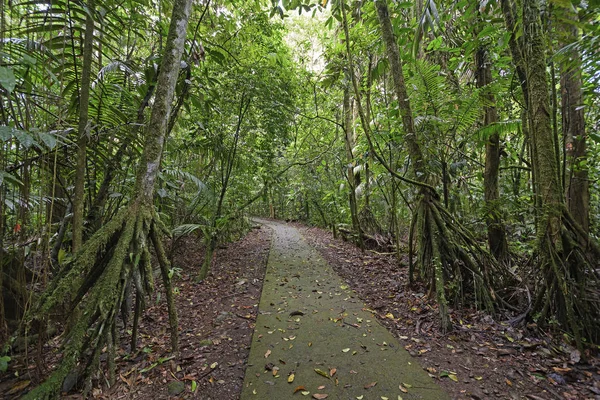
{"left": 2, "top": 220, "right": 599, "bottom": 399}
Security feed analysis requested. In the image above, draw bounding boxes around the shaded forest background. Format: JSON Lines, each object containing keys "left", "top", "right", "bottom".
{"left": 0, "top": 0, "right": 599, "bottom": 397}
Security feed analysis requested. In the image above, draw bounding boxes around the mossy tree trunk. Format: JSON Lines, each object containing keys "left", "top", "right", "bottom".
{"left": 503, "top": 0, "right": 600, "bottom": 346}
{"left": 72, "top": 0, "right": 95, "bottom": 253}
{"left": 22, "top": 0, "right": 193, "bottom": 397}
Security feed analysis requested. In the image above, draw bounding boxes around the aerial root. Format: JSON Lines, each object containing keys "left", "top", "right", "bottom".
{"left": 409, "top": 194, "right": 512, "bottom": 333}
{"left": 22, "top": 202, "right": 178, "bottom": 400}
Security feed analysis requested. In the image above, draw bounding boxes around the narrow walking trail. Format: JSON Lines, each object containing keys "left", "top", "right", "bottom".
{"left": 241, "top": 220, "right": 448, "bottom": 399}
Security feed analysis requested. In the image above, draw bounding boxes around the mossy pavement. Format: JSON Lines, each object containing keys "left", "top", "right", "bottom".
{"left": 241, "top": 220, "right": 449, "bottom": 400}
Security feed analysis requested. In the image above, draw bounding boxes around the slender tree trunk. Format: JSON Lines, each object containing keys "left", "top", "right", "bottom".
{"left": 560, "top": 7, "right": 589, "bottom": 234}
{"left": 72, "top": 0, "right": 95, "bottom": 253}
{"left": 475, "top": 47, "right": 508, "bottom": 262}
{"left": 343, "top": 87, "right": 364, "bottom": 250}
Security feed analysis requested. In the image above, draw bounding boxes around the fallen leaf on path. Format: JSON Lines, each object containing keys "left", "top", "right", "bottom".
{"left": 329, "top": 368, "right": 336, "bottom": 377}
{"left": 312, "top": 394, "right": 328, "bottom": 399}
{"left": 364, "top": 381, "right": 377, "bottom": 389}
{"left": 288, "top": 373, "right": 295, "bottom": 383}
{"left": 342, "top": 348, "right": 350, "bottom": 353}
{"left": 272, "top": 366, "right": 280, "bottom": 376}
{"left": 265, "top": 349, "right": 271, "bottom": 358}
{"left": 301, "top": 391, "right": 310, "bottom": 396}
{"left": 294, "top": 385, "right": 306, "bottom": 393}
{"left": 315, "top": 368, "right": 330, "bottom": 379}
{"left": 448, "top": 374, "right": 458, "bottom": 382}
{"left": 318, "top": 385, "right": 326, "bottom": 390}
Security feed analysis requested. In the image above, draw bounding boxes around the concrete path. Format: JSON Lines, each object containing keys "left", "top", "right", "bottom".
{"left": 241, "top": 220, "right": 448, "bottom": 400}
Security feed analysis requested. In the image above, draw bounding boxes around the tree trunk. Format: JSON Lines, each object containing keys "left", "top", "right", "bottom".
{"left": 503, "top": 0, "right": 600, "bottom": 346}
{"left": 343, "top": 86, "right": 364, "bottom": 250}
{"left": 560, "top": 7, "right": 589, "bottom": 235}
{"left": 72, "top": 0, "right": 95, "bottom": 253}
{"left": 475, "top": 47, "right": 508, "bottom": 262}
{"left": 23, "top": 0, "right": 192, "bottom": 396}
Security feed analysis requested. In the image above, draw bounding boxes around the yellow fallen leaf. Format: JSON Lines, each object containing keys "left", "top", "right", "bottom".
{"left": 385, "top": 313, "right": 394, "bottom": 319}
{"left": 302, "top": 391, "right": 310, "bottom": 396}
{"left": 210, "top": 362, "right": 218, "bottom": 369}
{"left": 357, "top": 396, "right": 363, "bottom": 400}
{"left": 253, "top": 388, "right": 257, "bottom": 395}
{"left": 382, "top": 397, "right": 389, "bottom": 400}
{"left": 288, "top": 373, "right": 295, "bottom": 383}
{"left": 475, "top": 376, "right": 483, "bottom": 381}
{"left": 449, "top": 374, "right": 458, "bottom": 382}
{"left": 342, "top": 348, "right": 350, "bottom": 353}
{"left": 314, "top": 368, "right": 330, "bottom": 379}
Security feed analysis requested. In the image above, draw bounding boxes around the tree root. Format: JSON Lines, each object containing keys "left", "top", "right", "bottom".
{"left": 22, "top": 201, "right": 178, "bottom": 400}
{"left": 409, "top": 193, "right": 513, "bottom": 332}
{"left": 530, "top": 208, "right": 600, "bottom": 348}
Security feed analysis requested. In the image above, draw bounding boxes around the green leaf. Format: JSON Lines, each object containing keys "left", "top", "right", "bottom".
{"left": 0, "top": 356, "right": 10, "bottom": 372}
{"left": 38, "top": 132, "right": 57, "bottom": 149}
{"left": 0, "top": 67, "right": 16, "bottom": 94}
{"left": 191, "top": 380, "right": 197, "bottom": 392}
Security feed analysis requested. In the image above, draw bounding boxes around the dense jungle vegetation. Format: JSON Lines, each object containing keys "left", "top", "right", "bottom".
{"left": 0, "top": 0, "right": 598, "bottom": 397}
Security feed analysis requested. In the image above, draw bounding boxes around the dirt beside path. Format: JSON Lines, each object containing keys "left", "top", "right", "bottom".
{"left": 241, "top": 219, "right": 449, "bottom": 399}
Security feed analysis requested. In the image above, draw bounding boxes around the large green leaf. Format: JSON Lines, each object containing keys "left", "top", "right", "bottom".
{"left": 0, "top": 66, "right": 16, "bottom": 93}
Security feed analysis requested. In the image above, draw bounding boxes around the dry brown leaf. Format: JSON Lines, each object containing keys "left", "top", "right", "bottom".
{"left": 318, "top": 385, "right": 326, "bottom": 390}
{"left": 313, "top": 394, "right": 328, "bottom": 399}
{"left": 265, "top": 349, "right": 271, "bottom": 358}
{"left": 329, "top": 368, "right": 337, "bottom": 377}
{"left": 294, "top": 385, "right": 306, "bottom": 393}
{"left": 364, "top": 381, "right": 377, "bottom": 389}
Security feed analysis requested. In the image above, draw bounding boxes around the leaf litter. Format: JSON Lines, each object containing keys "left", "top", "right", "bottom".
{"left": 299, "top": 224, "right": 600, "bottom": 400}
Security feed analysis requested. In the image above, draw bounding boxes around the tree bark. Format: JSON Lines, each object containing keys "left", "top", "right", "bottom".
{"left": 560, "top": 7, "right": 589, "bottom": 234}
{"left": 475, "top": 47, "right": 508, "bottom": 262}
{"left": 343, "top": 86, "right": 364, "bottom": 250}
{"left": 72, "top": 0, "right": 95, "bottom": 253}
